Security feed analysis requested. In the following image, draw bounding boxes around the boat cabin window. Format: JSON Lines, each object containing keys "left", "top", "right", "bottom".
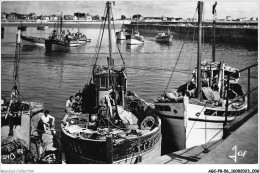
{"left": 224, "top": 71, "right": 239, "bottom": 79}
{"left": 155, "top": 105, "right": 171, "bottom": 112}
{"left": 100, "top": 76, "right": 106, "bottom": 88}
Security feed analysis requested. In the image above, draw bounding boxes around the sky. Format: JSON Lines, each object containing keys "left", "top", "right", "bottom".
{"left": 1, "top": 0, "right": 259, "bottom": 19}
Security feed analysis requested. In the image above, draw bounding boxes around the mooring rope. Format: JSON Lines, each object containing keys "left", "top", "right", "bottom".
{"left": 164, "top": 7, "right": 198, "bottom": 93}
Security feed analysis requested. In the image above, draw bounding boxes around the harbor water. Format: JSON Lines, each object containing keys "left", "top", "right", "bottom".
{"left": 1, "top": 25, "right": 258, "bottom": 137}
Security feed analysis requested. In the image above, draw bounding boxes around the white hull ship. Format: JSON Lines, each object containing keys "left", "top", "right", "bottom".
{"left": 154, "top": 2, "right": 247, "bottom": 153}
{"left": 126, "top": 32, "right": 144, "bottom": 45}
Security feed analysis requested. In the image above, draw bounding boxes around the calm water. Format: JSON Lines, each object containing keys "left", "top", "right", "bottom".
{"left": 1, "top": 25, "right": 258, "bottom": 136}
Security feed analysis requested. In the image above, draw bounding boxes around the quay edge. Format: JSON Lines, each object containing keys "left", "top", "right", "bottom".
{"left": 124, "top": 23, "right": 258, "bottom": 49}
{"left": 140, "top": 108, "right": 258, "bottom": 164}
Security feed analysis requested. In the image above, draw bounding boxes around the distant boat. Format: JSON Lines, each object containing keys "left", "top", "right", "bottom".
{"left": 45, "top": 14, "right": 80, "bottom": 52}
{"left": 154, "top": 32, "right": 172, "bottom": 43}
{"left": 126, "top": 31, "right": 144, "bottom": 45}
{"left": 68, "top": 32, "right": 91, "bottom": 44}
{"left": 20, "top": 35, "right": 45, "bottom": 46}
{"left": 116, "top": 26, "right": 129, "bottom": 40}
{"left": 126, "top": 17, "right": 144, "bottom": 45}
{"left": 37, "top": 24, "right": 49, "bottom": 30}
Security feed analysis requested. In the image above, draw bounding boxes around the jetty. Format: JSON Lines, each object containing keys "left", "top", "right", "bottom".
{"left": 124, "top": 21, "right": 258, "bottom": 49}
{"left": 141, "top": 108, "right": 258, "bottom": 164}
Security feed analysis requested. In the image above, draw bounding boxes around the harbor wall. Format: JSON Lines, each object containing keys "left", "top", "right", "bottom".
{"left": 124, "top": 24, "right": 258, "bottom": 49}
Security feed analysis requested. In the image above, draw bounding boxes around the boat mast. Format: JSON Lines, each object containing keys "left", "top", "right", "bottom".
{"left": 13, "top": 30, "right": 21, "bottom": 101}
{"left": 78, "top": 11, "right": 80, "bottom": 33}
{"left": 197, "top": 1, "right": 203, "bottom": 100}
{"left": 137, "top": 14, "right": 139, "bottom": 32}
{"left": 60, "top": 12, "right": 63, "bottom": 34}
{"left": 107, "top": 1, "right": 113, "bottom": 67}
{"left": 212, "top": 2, "right": 217, "bottom": 62}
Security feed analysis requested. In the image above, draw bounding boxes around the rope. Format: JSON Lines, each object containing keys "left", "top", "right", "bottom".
{"left": 87, "top": 4, "right": 108, "bottom": 83}
{"left": 111, "top": 7, "right": 126, "bottom": 72}
{"left": 164, "top": 7, "right": 198, "bottom": 92}
{"left": 185, "top": 104, "right": 206, "bottom": 140}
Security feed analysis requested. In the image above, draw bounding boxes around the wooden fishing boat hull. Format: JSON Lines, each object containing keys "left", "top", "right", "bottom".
{"left": 154, "top": 35, "right": 172, "bottom": 43}
{"left": 154, "top": 99, "right": 247, "bottom": 153}
{"left": 21, "top": 35, "right": 45, "bottom": 46}
{"left": 61, "top": 119, "right": 161, "bottom": 164}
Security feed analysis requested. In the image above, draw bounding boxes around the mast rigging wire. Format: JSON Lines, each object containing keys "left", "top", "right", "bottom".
{"left": 164, "top": 7, "right": 198, "bottom": 92}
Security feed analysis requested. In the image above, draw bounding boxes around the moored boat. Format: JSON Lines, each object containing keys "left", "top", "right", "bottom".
{"left": 116, "top": 25, "right": 129, "bottom": 40}
{"left": 61, "top": 1, "right": 161, "bottom": 164}
{"left": 126, "top": 31, "right": 144, "bottom": 45}
{"left": 154, "top": 1, "right": 247, "bottom": 154}
{"left": 45, "top": 15, "right": 80, "bottom": 52}
{"left": 154, "top": 32, "right": 172, "bottom": 43}
{"left": 37, "top": 25, "right": 49, "bottom": 30}
{"left": 20, "top": 35, "right": 45, "bottom": 46}
{"left": 1, "top": 30, "right": 61, "bottom": 164}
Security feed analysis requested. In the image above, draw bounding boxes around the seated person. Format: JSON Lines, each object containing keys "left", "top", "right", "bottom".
{"left": 41, "top": 110, "right": 55, "bottom": 132}
{"left": 65, "top": 96, "right": 74, "bottom": 113}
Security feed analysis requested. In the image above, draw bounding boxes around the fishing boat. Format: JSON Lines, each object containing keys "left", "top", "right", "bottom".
{"left": 154, "top": 32, "right": 172, "bottom": 43}
{"left": 126, "top": 16, "right": 144, "bottom": 45}
{"left": 20, "top": 35, "right": 45, "bottom": 47}
{"left": 69, "top": 13, "right": 91, "bottom": 44}
{"left": 126, "top": 31, "right": 144, "bottom": 45}
{"left": 45, "top": 14, "right": 80, "bottom": 52}
{"left": 116, "top": 25, "right": 129, "bottom": 40}
{"left": 154, "top": 1, "right": 247, "bottom": 154}
{"left": 61, "top": 1, "right": 161, "bottom": 164}
{"left": 37, "top": 24, "right": 49, "bottom": 30}
{"left": 1, "top": 30, "right": 61, "bottom": 164}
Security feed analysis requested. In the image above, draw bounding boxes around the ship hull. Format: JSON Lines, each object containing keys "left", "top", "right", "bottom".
{"left": 61, "top": 119, "right": 161, "bottom": 164}
{"left": 21, "top": 35, "right": 45, "bottom": 46}
{"left": 154, "top": 100, "right": 247, "bottom": 153}
{"left": 126, "top": 38, "right": 144, "bottom": 45}
{"left": 154, "top": 35, "right": 172, "bottom": 43}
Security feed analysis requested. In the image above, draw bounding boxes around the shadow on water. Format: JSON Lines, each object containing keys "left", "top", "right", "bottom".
{"left": 21, "top": 45, "right": 45, "bottom": 52}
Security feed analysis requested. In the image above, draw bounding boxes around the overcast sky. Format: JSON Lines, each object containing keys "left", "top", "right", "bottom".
{"left": 1, "top": 1, "right": 258, "bottom": 19}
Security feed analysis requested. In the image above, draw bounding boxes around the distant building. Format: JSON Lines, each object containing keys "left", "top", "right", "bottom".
{"left": 28, "top": 13, "right": 36, "bottom": 20}
{"left": 64, "top": 15, "right": 74, "bottom": 20}
{"left": 226, "top": 16, "right": 231, "bottom": 21}
{"left": 86, "top": 15, "right": 92, "bottom": 21}
{"left": 132, "top": 14, "right": 143, "bottom": 20}
{"left": 42, "top": 16, "right": 50, "bottom": 20}
{"left": 162, "top": 17, "right": 167, "bottom": 21}
{"left": 175, "top": 17, "right": 183, "bottom": 21}
{"left": 243, "top": 17, "right": 249, "bottom": 21}
{"left": 250, "top": 17, "right": 256, "bottom": 21}
{"left": 236, "top": 18, "right": 244, "bottom": 22}
{"left": 1, "top": 13, "right": 7, "bottom": 19}
{"left": 50, "top": 15, "right": 58, "bottom": 21}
